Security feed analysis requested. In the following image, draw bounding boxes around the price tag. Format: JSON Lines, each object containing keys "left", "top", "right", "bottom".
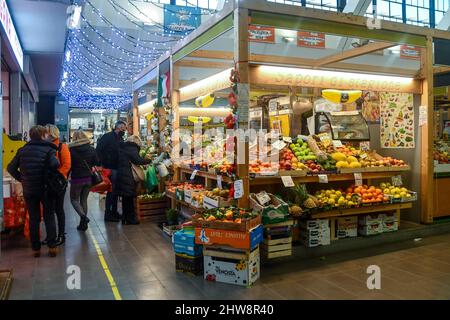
{"left": 360, "top": 153, "right": 368, "bottom": 159}
{"left": 217, "top": 175, "right": 223, "bottom": 189}
{"left": 354, "top": 173, "right": 363, "bottom": 186}
{"left": 283, "top": 136, "right": 292, "bottom": 144}
{"left": 392, "top": 175, "right": 403, "bottom": 186}
{"left": 360, "top": 141, "right": 370, "bottom": 151}
{"left": 190, "top": 170, "right": 198, "bottom": 180}
{"left": 281, "top": 176, "right": 295, "bottom": 187}
{"left": 234, "top": 180, "right": 244, "bottom": 199}
{"left": 319, "top": 133, "right": 331, "bottom": 142}
{"left": 318, "top": 174, "right": 328, "bottom": 184}
{"left": 332, "top": 140, "right": 343, "bottom": 148}
{"left": 272, "top": 140, "right": 287, "bottom": 151}
{"left": 256, "top": 191, "right": 271, "bottom": 206}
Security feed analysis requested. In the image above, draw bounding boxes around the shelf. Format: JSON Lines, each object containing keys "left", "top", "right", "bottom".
{"left": 249, "top": 171, "right": 406, "bottom": 186}
{"left": 166, "top": 192, "right": 205, "bottom": 213}
{"left": 310, "top": 202, "right": 413, "bottom": 219}
{"left": 179, "top": 168, "right": 233, "bottom": 183}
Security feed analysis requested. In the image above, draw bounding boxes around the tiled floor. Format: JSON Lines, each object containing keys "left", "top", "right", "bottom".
{"left": 2, "top": 192, "right": 450, "bottom": 300}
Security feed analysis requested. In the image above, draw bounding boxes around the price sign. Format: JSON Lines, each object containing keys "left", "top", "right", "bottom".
{"left": 360, "top": 141, "right": 370, "bottom": 151}
{"left": 392, "top": 175, "right": 403, "bottom": 186}
{"left": 272, "top": 140, "right": 287, "bottom": 151}
{"left": 281, "top": 176, "right": 295, "bottom": 187}
{"left": 332, "top": 140, "right": 343, "bottom": 148}
{"left": 360, "top": 153, "right": 368, "bottom": 160}
{"left": 234, "top": 180, "right": 244, "bottom": 199}
{"left": 217, "top": 175, "right": 223, "bottom": 189}
{"left": 354, "top": 173, "right": 363, "bottom": 186}
{"left": 190, "top": 170, "right": 198, "bottom": 180}
{"left": 318, "top": 174, "right": 328, "bottom": 184}
{"left": 256, "top": 191, "right": 271, "bottom": 206}
{"left": 283, "top": 136, "right": 292, "bottom": 144}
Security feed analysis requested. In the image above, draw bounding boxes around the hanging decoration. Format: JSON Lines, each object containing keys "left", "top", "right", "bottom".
{"left": 225, "top": 65, "right": 240, "bottom": 129}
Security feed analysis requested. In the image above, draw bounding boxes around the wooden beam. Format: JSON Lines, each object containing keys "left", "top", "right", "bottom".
{"left": 175, "top": 59, "right": 232, "bottom": 69}
{"left": 420, "top": 36, "right": 434, "bottom": 224}
{"left": 188, "top": 50, "right": 234, "bottom": 60}
{"left": 313, "top": 42, "right": 396, "bottom": 68}
{"left": 434, "top": 66, "right": 450, "bottom": 74}
{"left": 132, "top": 91, "right": 139, "bottom": 136}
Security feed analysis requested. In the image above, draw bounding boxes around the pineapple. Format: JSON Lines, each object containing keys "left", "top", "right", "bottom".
{"left": 292, "top": 184, "right": 317, "bottom": 209}
{"left": 303, "top": 197, "right": 317, "bottom": 209}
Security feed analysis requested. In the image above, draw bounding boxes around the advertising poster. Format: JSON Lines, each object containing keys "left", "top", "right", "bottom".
{"left": 163, "top": 4, "right": 201, "bottom": 34}
{"left": 380, "top": 92, "right": 415, "bottom": 148}
{"left": 297, "top": 31, "right": 325, "bottom": 48}
{"left": 248, "top": 25, "right": 275, "bottom": 43}
{"left": 358, "top": 91, "right": 380, "bottom": 123}
{"left": 400, "top": 45, "right": 421, "bottom": 60}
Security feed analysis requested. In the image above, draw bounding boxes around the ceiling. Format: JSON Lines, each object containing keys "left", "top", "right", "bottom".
{"left": 7, "top": 0, "right": 71, "bottom": 95}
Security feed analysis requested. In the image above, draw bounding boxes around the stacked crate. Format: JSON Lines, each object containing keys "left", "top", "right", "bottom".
{"left": 261, "top": 220, "right": 294, "bottom": 259}
{"left": 299, "top": 219, "right": 331, "bottom": 247}
{"left": 172, "top": 228, "right": 203, "bottom": 276}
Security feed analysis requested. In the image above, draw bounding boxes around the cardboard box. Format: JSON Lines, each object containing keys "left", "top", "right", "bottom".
{"left": 195, "top": 225, "right": 264, "bottom": 250}
{"left": 300, "top": 228, "right": 321, "bottom": 239}
{"left": 321, "top": 227, "right": 331, "bottom": 246}
{"left": 173, "top": 229, "right": 203, "bottom": 257}
{"left": 337, "top": 216, "right": 358, "bottom": 230}
{"left": 299, "top": 219, "right": 329, "bottom": 230}
{"left": 336, "top": 228, "right": 358, "bottom": 239}
{"left": 300, "top": 237, "right": 320, "bottom": 247}
{"left": 358, "top": 223, "right": 383, "bottom": 236}
{"left": 192, "top": 214, "right": 262, "bottom": 232}
{"left": 359, "top": 214, "right": 382, "bottom": 226}
{"left": 249, "top": 193, "right": 289, "bottom": 225}
{"left": 204, "top": 247, "right": 260, "bottom": 287}
{"left": 175, "top": 253, "right": 203, "bottom": 276}
{"left": 203, "top": 195, "right": 235, "bottom": 209}
{"left": 382, "top": 221, "right": 399, "bottom": 232}
{"left": 380, "top": 213, "right": 398, "bottom": 223}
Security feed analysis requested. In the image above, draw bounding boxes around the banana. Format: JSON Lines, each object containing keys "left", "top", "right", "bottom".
{"left": 187, "top": 116, "right": 212, "bottom": 124}
{"left": 195, "top": 93, "right": 215, "bottom": 108}
{"left": 322, "top": 89, "right": 362, "bottom": 104}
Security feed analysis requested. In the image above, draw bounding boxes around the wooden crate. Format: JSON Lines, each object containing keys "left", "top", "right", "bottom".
{"left": 261, "top": 238, "right": 293, "bottom": 259}
{"left": 136, "top": 197, "right": 169, "bottom": 222}
{"left": 0, "top": 270, "right": 13, "bottom": 300}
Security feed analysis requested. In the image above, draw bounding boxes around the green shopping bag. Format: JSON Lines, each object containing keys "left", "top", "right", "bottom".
{"left": 145, "top": 165, "right": 159, "bottom": 193}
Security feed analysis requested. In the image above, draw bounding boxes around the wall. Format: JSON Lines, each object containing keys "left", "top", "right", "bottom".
{"left": 37, "top": 95, "right": 55, "bottom": 125}
{"left": 2, "top": 70, "right": 9, "bottom": 133}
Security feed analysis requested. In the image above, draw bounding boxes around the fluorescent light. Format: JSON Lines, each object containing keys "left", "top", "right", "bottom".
{"left": 90, "top": 87, "right": 122, "bottom": 93}
{"left": 179, "top": 68, "right": 233, "bottom": 102}
{"left": 65, "top": 51, "right": 71, "bottom": 62}
{"left": 283, "top": 36, "right": 295, "bottom": 43}
{"left": 63, "top": 71, "right": 68, "bottom": 79}
{"left": 138, "top": 99, "right": 157, "bottom": 116}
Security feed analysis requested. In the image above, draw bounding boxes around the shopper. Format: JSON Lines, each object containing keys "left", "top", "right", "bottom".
{"left": 116, "top": 135, "right": 152, "bottom": 225}
{"left": 69, "top": 130, "right": 99, "bottom": 231}
{"left": 96, "top": 121, "right": 127, "bottom": 222}
{"left": 45, "top": 124, "right": 71, "bottom": 246}
{"left": 7, "top": 126, "right": 60, "bottom": 257}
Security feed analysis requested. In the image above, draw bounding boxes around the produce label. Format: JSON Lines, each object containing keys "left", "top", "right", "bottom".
{"left": 297, "top": 31, "right": 325, "bottom": 48}
{"left": 248, "top": 25, "right": 275, "bottom": 43}
{"left": 318, "top": 174, "right": 328, "bottom": 184}
{"left": 392, "top": 175, "right": 403, "bottom": 186}
{"left": 234, "top": 180, "right": 244, "bottom": 199}
{"left": 380, "top": 92, "right": 415, "bottom": 149}
{"left": 281, "top": 176, "right": 295, "bottom": 188}
{"left": 255, "top": 191, "right": 271, "bottom": 206}
{"left": 217, "top": 175, "right": 223, "bottom": 189}
{"left": 354, "top": 173, "right": 363, "bottom": 186}
{"left": 332, "top": 140, "right": 343, "bottom": 148}
{"left": 190, "top": 170, "right": 198, "bottom": 180}
{"left": 400, "top": 45, "right": 421, "bottom": 60}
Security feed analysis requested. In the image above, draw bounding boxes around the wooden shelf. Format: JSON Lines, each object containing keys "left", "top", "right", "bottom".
{"left": 179, "top": 168, "right": 233, "bottom": 183}
{"left": 166, "top": 192, "right": 205, "bottom": 213}
{"left": 310, "top": 202, "right": 413, "bottom": 219}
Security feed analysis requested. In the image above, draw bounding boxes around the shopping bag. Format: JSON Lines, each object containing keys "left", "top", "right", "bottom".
{"left": 144, "top": 165, "right": 159, "bottom": 193}
{"left": 91, "top": 168, "right": 112, "bottom": 194}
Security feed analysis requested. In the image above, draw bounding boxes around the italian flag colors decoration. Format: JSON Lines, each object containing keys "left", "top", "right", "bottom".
{"left": 158, "top": 71, "right": 170, "bottom": 106}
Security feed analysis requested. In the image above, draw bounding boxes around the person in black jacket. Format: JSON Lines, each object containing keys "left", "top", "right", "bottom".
{"left": 96, "top": 121, "right": 127, "bottom": 222}
{"left": 116, "top": 135, "right": 152, "bottom": 225}
{"left": 69, "top": 130, "right": 99, "bottom": 231}
{"left": 7, "top": 126, "right": 60, "bottom": 258}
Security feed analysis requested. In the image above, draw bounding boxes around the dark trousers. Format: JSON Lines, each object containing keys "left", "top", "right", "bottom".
{"left": 51, "top": 190, "right": 66, "bottom": 236}
{"left": 24, "top": 193, "right": 57, "bottom": 250}
{"left": 122, "top": 196, "right": 138, "bottom": 223}
{"left": 105, "top": 169, "right": 119, "bottom": 217}
{"left": 70, "top": 182, "right": 91, "bottom": 219}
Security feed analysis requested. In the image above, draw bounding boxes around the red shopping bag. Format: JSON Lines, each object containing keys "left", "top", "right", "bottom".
{"left": 91, "top": 168, "right": 112, "bottom": 194}
{"left": 3, "top": 197, "right": 15, "bottom": 228}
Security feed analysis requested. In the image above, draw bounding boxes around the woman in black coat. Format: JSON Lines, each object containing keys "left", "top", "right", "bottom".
{"left": 116, "top": 135, "right": 152, "bottom": 225}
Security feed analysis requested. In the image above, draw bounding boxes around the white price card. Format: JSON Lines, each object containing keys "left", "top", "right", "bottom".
{"left": 217, "top": 175, "right": 223, "bottom": 189}
{"left": 360, "top": 153, "right": 368, "bottom": 159}
{"left": 234, "top": 180, "right": 244, "bottom": 199}
{"left": 283, "top": 136, "right": 292, "bottom": 144}
{"left": 354, "top": 173, "right": 363, "bottom": 186}
{"left": 190, "top": 170, "right": 198, "bottom": 180}
{"left": 256, "top": 191, "right": 271, "bottom": 206}
{"left": 281, "top": 176, "right": 295, "bottom": 187}
{"left": 272, "top": 140, "right": 287, "bottom": 151}
{"left": 392, "top": 175, "right": 403, "bottom": 186}
{"left": 332, "top": 140, "right": 343, "bottom": 148}
{"left": 360, "top": 141, "right": 370, "bottom": 151}
{"left": 318, "top": 174, "right": 328, "bottom": 184}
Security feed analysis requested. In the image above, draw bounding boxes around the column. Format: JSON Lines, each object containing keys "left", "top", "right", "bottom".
{"left": 10, "top": 72, "right": 22, "bottom": 135}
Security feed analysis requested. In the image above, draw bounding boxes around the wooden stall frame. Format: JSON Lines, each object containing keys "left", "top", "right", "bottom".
{"left": 131, "top": 1, "right": 442, "bottom": 224}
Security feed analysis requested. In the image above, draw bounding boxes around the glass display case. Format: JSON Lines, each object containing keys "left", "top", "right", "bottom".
{"left": 315, "top": 111, "right": 370, "bottom": 141}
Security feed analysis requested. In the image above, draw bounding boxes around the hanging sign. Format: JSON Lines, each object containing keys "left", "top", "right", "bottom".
{"left": 392, "top": 175, "right": 403, "bottom": 186}
{"left": 248, "top": 25, "right": 275, "bottom": 43}
{"left": 281, "top": 176, "right": 295, "bottom": 187}
{"left": 354, "top": 173, "right": 363, "bottom": 186}
{"left": 297, "top": 31, "right": 325, "bottom": 48}
{"left": 217, "top": 175, "right": 223, "bottom": 189}
{"left": 163, "top": 4, "right": 201, "bottom": 34}
{"left": 0, "top": 0, "right": 24, "bottom": 70}
{"left": 234, "top": 180, "right": 244, "bottom": 199}
{"left": 400, "top": 45, "right": 421, "bottom": 60}
{"left": 419, "top": 105, "right": 428, "bottom": 127}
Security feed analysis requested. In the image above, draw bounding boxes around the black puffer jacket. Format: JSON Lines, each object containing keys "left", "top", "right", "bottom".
{"left": 69, "top": 138, "right": 100, "bottom": 179}
{"left": 116, "top": 142, "right": 152, "bottom": 197}
{"left": 96, "top": 131, "right": 123, "bottom": 170}
{"left": 7, "top": 140, "right": 60, "bottom": 196}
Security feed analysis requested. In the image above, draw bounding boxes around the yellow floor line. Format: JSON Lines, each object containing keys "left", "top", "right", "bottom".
{"left": 87, "top": 229, "right": 122, "bottom": 300}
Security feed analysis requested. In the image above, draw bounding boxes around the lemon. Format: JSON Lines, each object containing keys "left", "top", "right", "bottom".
{"left": 335, "top": 191, "right": 342, "bottom": 197}
{"left": 328, "top": 198, "right": 336, "bottom": 206}
{"left": 400, "top": 191, "right": 407, "bottom": 198}
{"left": 325, "top": 190, "right": 331, "bottom": 197}
{"left": 384, "top": 188, "right": 390, "bottom": 195}
{"left": 329, "top": 194, "right": 337, "bottom": 200}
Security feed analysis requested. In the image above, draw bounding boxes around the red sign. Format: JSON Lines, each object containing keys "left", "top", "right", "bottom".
{"left": 297, "top": 31, "right": 325, "bottom": 48}
{"left": 0, "top": 0, "right": 23, "bottom": 70}
{"left": 400, "top": 45, "right": 420, "bottom": 60}
{"left": 248, "top": 25, "right": 275, "bottom": 43}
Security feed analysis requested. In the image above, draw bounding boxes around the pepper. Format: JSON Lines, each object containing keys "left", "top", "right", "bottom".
{"left": 229, "top": 185, "right": 235, "bottom": 199}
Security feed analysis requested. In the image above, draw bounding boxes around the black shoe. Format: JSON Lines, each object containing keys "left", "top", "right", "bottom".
{"left": 123, "top": 220, "right": 140, "bottom": 225}
{"left": 56, "top": 234, "right": 66, "bottom": 246}
{"left": 105, "top": 215, "right": 120, "bottom": 222}
{"left": 77, "top": 217, "right": 90, "bottom": 231}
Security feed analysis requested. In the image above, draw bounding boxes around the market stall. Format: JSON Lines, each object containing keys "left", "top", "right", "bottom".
{"left": 131, "top": 0, "right": 450, "bottom": 286}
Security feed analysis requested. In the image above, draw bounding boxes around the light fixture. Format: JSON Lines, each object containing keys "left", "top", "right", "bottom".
{"left": 282, "top": 36, "right": 295, "bottom": 43}
{"left": 179, "top": 68, "right": 232, "bottom": 102}
{"left": 65, "top": 51, "right": 71, "bottom": 62}
{"left": 90, "top": 87, "right": 123, "bottom": 93}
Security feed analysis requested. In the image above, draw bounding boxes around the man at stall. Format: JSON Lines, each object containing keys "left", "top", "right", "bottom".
{"left": 96, "top": 121, "right": 127, "bottom": 222}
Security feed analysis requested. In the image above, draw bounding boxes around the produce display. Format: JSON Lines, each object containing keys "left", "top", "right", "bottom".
{"left": 204, "top": 188, "right": 233, "bottom": 200}
{"left": 166, "top": 182, "right": 205, "bottom": 194}
{"left": 289, "top": 140, "right": 317, "bottom": 161}
{"left": 196, "top": 207, "right": 257, "bottom": 223}
{"left": 279, "top": 147, "right": 307, "bottom": 171}
{"left": 138, "top": 193, "right": 165, "bottom": 200}
{"left": 379, "top": 182, "right": 415, "bottom": 200}
{"left": 434, "top": 140, "right": 450, "bottom": 164}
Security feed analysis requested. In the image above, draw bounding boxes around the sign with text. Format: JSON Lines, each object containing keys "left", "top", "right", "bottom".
{"left": 248, "top": 25, "right": 275, "bottom": 43}
{"left": 400, "top": 45, "right": 420, "bottom": 60}
{"left": 318, "top": 174, "right": 329, "bottom": 184}
{"left": 281, "top": 176, "right": 295, "bottom": 187}
{"left": 298, "top": 31, "right": 325, "bottom": 48}
{"left": 217, "top": 175, "right": 223, "bottom": 189}
{"left": 164, "top": 4, "right": 201, "bottom": 34}
{"left": 190, "top": 170, "right": 198, "bottom": 180}
{"left": 0, "top": 0, "right": 24, "bottom": 70}
{"left": 354, "top": 173, "right": 363, "bottom": 186}
{"left": 234, "top": 180, "right": 244, "bottom": 199}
